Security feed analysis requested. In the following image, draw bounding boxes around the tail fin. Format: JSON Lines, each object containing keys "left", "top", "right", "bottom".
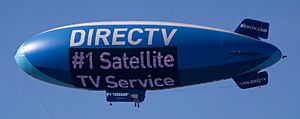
{"left": 235, "top": 19, "right": 269, "bottom": 39}
{"left": 233, "top": 71, "right": 268, "bottom": 89}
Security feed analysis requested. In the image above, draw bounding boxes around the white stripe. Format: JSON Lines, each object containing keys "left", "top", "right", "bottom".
{"left": 40, "top": 21, "right": 233, "bottom": 34}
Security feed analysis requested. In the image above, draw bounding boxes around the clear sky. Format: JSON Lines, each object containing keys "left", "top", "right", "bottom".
{"left": 1, "top": 0, "right": 299, "bottom": 119}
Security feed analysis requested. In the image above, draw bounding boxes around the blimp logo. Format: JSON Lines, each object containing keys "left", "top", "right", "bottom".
{"left": 70, "top": 28, "right": 177, "bottom": 46}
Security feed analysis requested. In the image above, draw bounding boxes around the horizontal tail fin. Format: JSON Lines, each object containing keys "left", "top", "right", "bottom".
{"left": 233, "top": 71, "right": 268, "bottom": 89}
{"left": 235, "top": 19, "right": 269, "bottom": 39}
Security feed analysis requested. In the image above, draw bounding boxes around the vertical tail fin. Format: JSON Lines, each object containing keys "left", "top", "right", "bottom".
{"left": 235, "top": 19, "right": 269, "bottom": 39}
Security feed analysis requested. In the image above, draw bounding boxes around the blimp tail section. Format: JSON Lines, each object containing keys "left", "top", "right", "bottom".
{"left": 233, "top": 71, "right": 268, "bottom": 89}
{"left": 235, "top": 19, "right": 269, "bottom": 39}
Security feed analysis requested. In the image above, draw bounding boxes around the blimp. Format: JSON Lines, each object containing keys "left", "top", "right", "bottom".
{"left": 15, "top": 19, "right": 282, "bottom": 107}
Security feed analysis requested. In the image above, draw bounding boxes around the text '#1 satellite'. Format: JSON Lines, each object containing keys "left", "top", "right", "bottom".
{"left": 15, "top": 19, "right": 282, "bottom": 108}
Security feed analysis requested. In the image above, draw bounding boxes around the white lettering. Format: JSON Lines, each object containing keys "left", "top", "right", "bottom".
{"left": 164, "top": 77, "right": 175, "bottom": 86}
{"left": 69, "top": 28, "right": 177, "bottom": 46}
{"left": 162, "top": 29, "right": 177, "bottom": 45}
{"left": 95, "top": 29, "right": 110, "bottom": 45}
{"left": 106, "top": 75, "right": 118, "bottom": 88}
{"left": 118, "top": 79, "right": 129, "bottom": 88}
{"left": 77, "top": 75, "right": 88, "bottom": 87}
{"left": 99, "top": 51, "right": 175, "bottom": 70}
{"left": 128, "top": 28, "right": 143, "bottom": 45}
{"left": 145, "top": 28, "right": 159, "bottom": 45}
{"left": 129, "top": 56, "right": 139, "bottom": 69}
{"left": 78, "top": 75, "right": 176, "bottom": 89}
{"left": 88, "top": 76, "right": 101, "bottom": 88}
{"left": 112, "top": 28, "right": 127, "bottom": 45}
{"left": 100, "top": 52, "right": 111, "bottom": 69}
{"left": 164, "top": 54, "right": 174, "bottom": 67}
{"left": 240, "top": 24, "right": 268, "bottom": 33}
{"left": 154, "top": 78, "right": 163, "bottom": 87}
{"left": 87, "top": 29, "right": 94, "bottom": 45}
{"left": 70, "top": 30, "right": 85, "bottom": 46}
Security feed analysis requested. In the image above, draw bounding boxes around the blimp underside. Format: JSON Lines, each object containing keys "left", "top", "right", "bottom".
{"left": 15, "top": 19, "right": 282, "bottom": 107}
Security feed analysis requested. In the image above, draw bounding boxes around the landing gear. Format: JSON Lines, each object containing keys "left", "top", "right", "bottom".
{"left": 134, "top": 102, "right": 140, "bottom": 108}
{"left": 130, "top": 94, "right": 140, "bottom": 108}
{"left": 109, "top": 102, "right": 112, "bottom": 106}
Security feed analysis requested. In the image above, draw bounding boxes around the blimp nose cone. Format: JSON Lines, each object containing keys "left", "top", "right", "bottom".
{"left": 15, "top": 43, "right": 42, "bottom": 78}
{"left": 15, "top": 44, "right": 29, "bottom": 73}
{"left": 260, "top": 42, "right": 282, "bottom": 68}
{"left": 225, "top": 37, "right": 282, "bottom": 74}
{"left": 15, "top": 44, "right": 33, "bottom": 75}
{"left": 15, "top": 41, "right": 74, "bottom": 88}
{"left": 243, "top": 41, "right": 282, "bottom": 74}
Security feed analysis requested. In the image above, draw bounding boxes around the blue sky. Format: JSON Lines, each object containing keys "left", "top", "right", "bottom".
{"left": 1, "top": 0, "right": 299, "bottom": 119}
